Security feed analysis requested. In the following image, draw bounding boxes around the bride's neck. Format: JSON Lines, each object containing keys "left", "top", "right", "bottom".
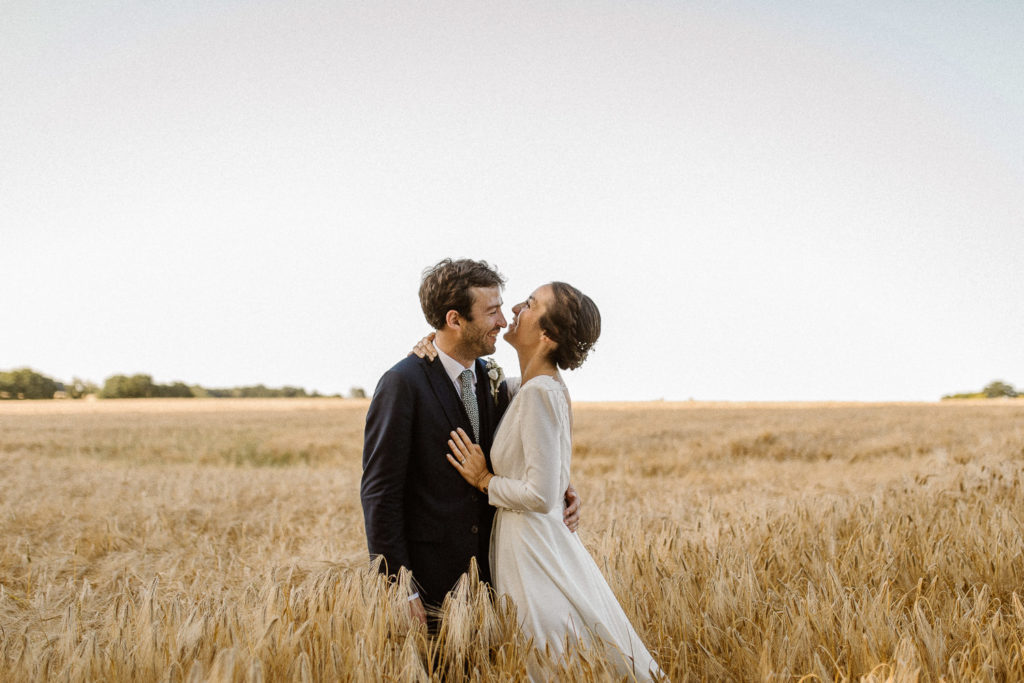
{"left": 516, "top": 348, "right": 559, "bottom": 384}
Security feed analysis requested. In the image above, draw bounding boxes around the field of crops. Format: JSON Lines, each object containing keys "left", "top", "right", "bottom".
{"left": 1, "top": 397, "right": 1023, "bottom": 681}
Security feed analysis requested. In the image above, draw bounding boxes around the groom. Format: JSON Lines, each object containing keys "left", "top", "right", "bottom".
{"left": 360, "top": 258, "right": 579, "bottom": 624}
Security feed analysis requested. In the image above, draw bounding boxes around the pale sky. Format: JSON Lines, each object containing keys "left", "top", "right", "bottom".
{"left": 3, "top": 1, "right": 1022, "bottom": 401}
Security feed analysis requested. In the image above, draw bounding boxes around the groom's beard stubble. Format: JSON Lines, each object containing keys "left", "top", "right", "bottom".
{"left": 459, "top": 324, "right": 499, "bottom": 360}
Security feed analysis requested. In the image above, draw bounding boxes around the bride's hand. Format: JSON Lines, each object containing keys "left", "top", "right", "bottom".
{"left": 446, "top": 428, "right": 492, "bottom": 492}
{"left": 409, "top": 332, "right": 438, "bottom": 361}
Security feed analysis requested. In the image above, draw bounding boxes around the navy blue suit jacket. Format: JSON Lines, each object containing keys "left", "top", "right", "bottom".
{"left": 360, "top": 355, "right": 510, "bottom": 606}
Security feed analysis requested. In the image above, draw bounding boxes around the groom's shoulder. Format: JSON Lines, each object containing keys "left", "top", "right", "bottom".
{"left": 369, "top": 356, "right": 430, "bottom": 406}
{"left": 381, "top": 355, "right": 430, "bottom": 382}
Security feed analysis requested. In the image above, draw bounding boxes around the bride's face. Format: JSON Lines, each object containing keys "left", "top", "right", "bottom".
{"left": 504, "top": 284, "right": 554, "bottom": 351}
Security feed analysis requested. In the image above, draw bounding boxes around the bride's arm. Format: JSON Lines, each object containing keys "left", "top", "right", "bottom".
{"left": 486, "top": 384, "right": 563, "bottom": 514}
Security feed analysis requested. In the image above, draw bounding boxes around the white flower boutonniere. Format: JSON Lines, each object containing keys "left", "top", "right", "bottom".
{"left": 485, "top": 358, "right": 504, "bottom": 405}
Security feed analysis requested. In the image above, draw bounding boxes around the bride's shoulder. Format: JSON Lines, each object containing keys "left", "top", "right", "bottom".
{"left": 521, "top": 375, "right": 558, "bottom": 390}
{"left": 520, "top": 376, "right": 569, "bottom": 404}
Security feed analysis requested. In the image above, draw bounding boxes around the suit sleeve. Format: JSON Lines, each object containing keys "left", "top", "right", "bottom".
{"left": 487, "top": 384, "right": 563, "bottom": 514}
{"left": 360, "top": 369, "right": 414, "bottom": 578}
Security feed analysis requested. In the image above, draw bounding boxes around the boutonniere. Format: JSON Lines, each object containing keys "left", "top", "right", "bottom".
{"left": 485, "top": 358, "right": 504, "bottom": 405}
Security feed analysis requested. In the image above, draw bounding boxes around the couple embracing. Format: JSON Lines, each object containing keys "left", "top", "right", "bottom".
{"left": 360, "top": 258, "right": 662, "bottom": 681}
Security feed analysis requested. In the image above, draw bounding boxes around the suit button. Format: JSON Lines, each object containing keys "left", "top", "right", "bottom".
{"left": 470, "top": 525, "right": 479, "bottom": 534}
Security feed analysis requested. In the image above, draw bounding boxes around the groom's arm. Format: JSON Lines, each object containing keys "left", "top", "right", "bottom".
{"left": 360, "top": 370, "right": 415, "bottom": 579}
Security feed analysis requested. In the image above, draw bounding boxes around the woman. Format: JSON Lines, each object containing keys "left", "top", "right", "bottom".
{"left": 442, "top": 282, "right": 663, "bottom": 681}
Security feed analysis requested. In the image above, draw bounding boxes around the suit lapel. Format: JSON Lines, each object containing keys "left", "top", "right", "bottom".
{"left": 423, "top": 358, "right": 464, "bottom": 432}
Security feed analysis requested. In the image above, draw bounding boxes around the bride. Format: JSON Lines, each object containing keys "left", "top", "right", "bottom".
{"left": 442, "top": 282, "right": 663, "bottom": 681}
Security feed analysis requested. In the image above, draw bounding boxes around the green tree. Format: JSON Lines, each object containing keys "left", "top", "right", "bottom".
{"left": 0, "top": 367, "right": 59, "bottom": 399}
{"left": 152, "top": 382, "right": 193, "bottom": 398}
{"left": 102, "top": 374, "right": 157, "bottom": 398}
{"left": 983, "top": 380, "right": 1018, "bottom": 398}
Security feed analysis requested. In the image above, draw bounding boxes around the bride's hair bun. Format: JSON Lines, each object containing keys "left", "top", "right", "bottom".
{"left": 540, "top": 282, "right": 601, "bottom": 371}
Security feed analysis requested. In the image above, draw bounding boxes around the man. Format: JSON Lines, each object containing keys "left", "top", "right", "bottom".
{"left": 360, "top": 258, "right": 579, "bottom": 624}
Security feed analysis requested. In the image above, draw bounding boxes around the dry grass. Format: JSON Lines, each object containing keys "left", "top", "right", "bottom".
{"left": 1, "top": 397, "right": 1023, "bottom": 681}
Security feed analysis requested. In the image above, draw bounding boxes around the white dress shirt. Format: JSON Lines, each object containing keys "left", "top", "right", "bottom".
{"left": 435, "top": 345, "right": 477, "bottom": 399}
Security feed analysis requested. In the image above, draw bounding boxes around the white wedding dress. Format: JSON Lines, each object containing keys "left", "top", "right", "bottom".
{"left": 487, "top": 376, "right": 662, "bottom": 681}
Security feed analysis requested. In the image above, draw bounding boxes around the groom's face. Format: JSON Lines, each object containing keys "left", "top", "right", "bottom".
{"left": 459, "top": 286, "right": 507, "bottom": 357}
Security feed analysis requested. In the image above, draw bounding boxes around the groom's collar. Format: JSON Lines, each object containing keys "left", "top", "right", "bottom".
{"left": 435, "top": 345, "right": 477, "bottom": 393}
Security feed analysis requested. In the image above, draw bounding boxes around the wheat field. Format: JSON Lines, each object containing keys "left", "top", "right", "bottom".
{"left": 1, "top": 397, "right": 1023, "bottom": 681}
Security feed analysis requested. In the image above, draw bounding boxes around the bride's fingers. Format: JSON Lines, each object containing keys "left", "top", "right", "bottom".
{"left": 455, "top": 427, "right": 482, "bottom": 451}
{"left": 446, "top": 451, "right": 471, "bottom": 467}
{"left": 451, "top": 428, "right": 471, "bottom": 451}
{"left": 450, "top": 430, "right": 486, "bottom": 469}
{"left": 448, "top": 438, "right": 473, "bottom": 461}
{"left": 411, "top": 334, "right": 439, "bottom": 361}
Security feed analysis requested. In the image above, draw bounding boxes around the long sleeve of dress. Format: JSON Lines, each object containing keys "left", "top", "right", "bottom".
{"left": 487, "top": 382, "right": 564, "bottom": 514}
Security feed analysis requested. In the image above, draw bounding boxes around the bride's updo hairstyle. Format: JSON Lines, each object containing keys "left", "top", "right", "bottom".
{"left": 539, "top": 282, "right": 601, "bottom": 370}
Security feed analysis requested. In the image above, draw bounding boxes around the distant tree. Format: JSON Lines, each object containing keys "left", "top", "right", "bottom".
{"left": 239, "top": 384, "right": 272, "bottom": 398}
{"left": 102, "top": 374, "right": 156, "bottom": 398}
{"left": 197, "top": 384, "right": 314, "bottom": 398}
{"left": 103, "top": 375, "right": 195, "bottom": 398}
{"left": 0, "top": 367, "right": 60, "bottom": 399}
{"left": 152, "top": 382, "right": 194, "bottom": 398}
{"left": 349, "top": 386, "right": 367, "bottom": 399}
{"left": 943, "top": 380, "right": 1019, "bottom": 400}
{"left": 1, "top": 369, "right": 329, "bottom": 399}
{"left": 941, "top": 391, "right": 984, "bottom": 400}
{"left": 983, "top": 380, "right": 1018, "bottom": 398}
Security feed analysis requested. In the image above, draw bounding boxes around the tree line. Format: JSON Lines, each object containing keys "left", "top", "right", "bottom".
{"left": 5, "top": 366, "right": 1015, "bottom": 402}
{"left": 0, "top": 368, "right": 361, "bottom": 400}
{"left": 941, "top": 380, "right": 1019, "bottom": 400}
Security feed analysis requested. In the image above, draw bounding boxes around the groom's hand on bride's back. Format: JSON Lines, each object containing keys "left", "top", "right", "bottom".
{"left": 563, "top": 484, "right": 581, "bottom": 533}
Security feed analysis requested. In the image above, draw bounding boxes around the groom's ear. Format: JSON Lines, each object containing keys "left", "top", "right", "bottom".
{"left": 444, "top": 309, "right": 462, "bottom": 330}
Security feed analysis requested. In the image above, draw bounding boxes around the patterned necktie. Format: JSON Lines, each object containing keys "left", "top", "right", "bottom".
{"left": 459, "top": 368, "right": 479, "bottom": 442}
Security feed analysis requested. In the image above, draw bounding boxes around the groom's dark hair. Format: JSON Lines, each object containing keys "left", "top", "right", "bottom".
{"left": 420, "top": 258, "right": 506, "bottom": 330}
